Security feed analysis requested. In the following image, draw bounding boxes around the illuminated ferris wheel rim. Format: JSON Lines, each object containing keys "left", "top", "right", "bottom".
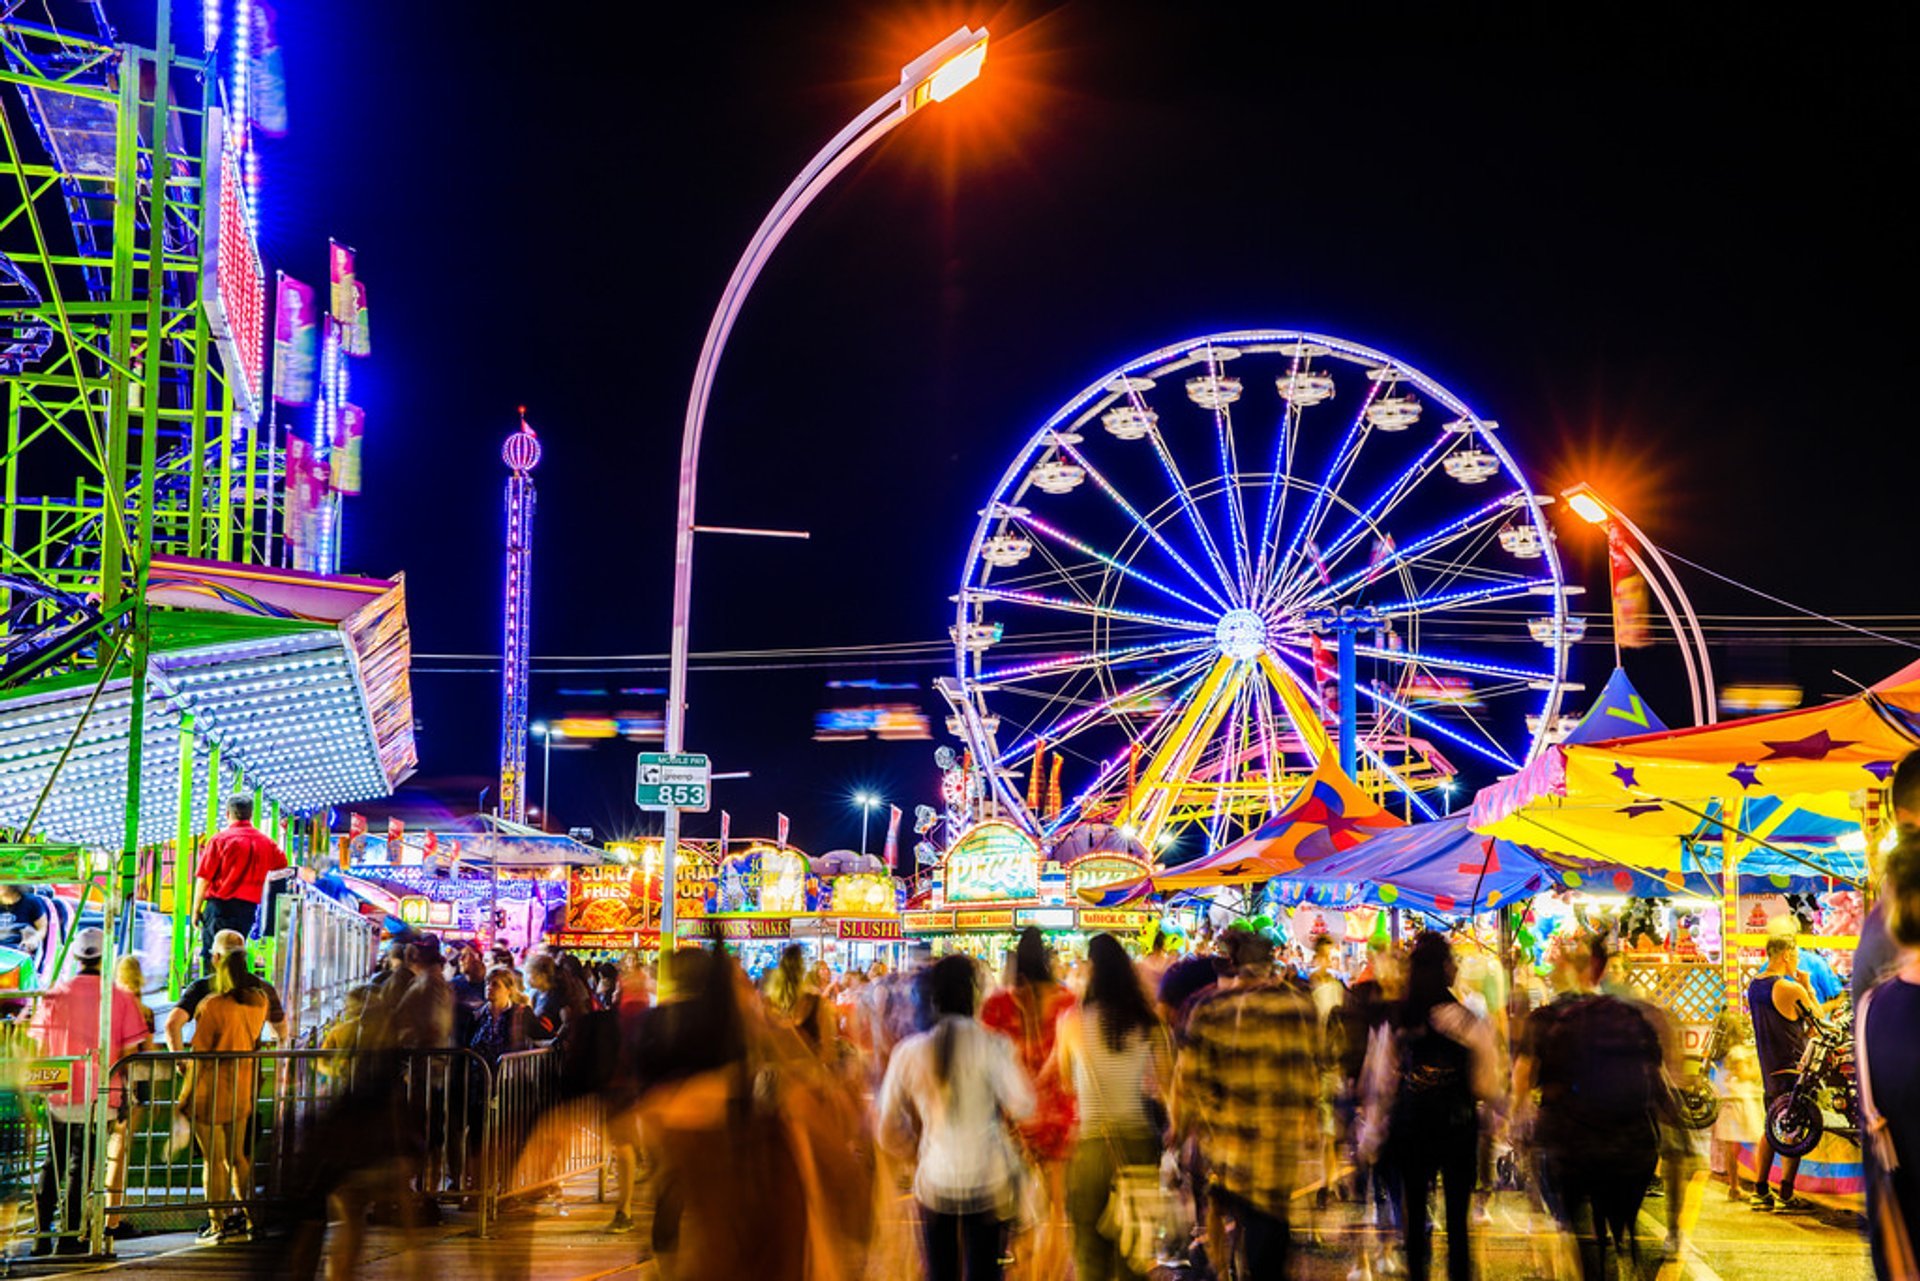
{"left": 951, "top": 328, "right": 1572, "bottom": 840}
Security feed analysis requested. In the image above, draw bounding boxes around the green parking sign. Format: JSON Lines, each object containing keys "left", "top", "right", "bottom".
{"left": 636, "top": 752, "right": 711, "bottom": 813}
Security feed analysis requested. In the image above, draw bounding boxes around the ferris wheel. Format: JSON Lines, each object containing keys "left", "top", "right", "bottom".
{"left": 947, "top": 329, "right": 1577, "bottom": 851}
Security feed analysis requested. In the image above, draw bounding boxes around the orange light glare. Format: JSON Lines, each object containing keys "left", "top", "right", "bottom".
{"left": 911, "top": 35, "right": 988, "bottom": 110}
{"left": 1565, "top": 491, "right": 1610, "bottom": 525}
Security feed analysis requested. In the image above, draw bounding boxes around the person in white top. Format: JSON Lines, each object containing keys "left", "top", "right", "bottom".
{"left": 879, "top": 955, "right": 1035, "bottom": 1281}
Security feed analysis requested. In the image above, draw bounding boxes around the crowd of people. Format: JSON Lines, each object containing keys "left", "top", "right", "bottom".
{"left": 5, "top": 764, "right": 1920, "bottom": 1279}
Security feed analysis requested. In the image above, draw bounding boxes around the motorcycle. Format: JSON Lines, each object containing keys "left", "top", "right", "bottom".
{"left": 1764, "top": 1013, "right": 1859, "bottom": 1158}
{"left": 1674, "top": 1013, "right": 1733, "bottom": 1130}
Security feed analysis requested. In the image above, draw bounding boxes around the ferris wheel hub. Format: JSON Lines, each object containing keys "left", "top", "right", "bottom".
{"left": 1215, "top": 608, "right": 1270, "bottom": 662}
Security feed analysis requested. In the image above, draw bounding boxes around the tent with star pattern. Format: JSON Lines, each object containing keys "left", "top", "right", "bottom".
{"left": 1470, "top": 664, "right": 1903, "bottom": 875}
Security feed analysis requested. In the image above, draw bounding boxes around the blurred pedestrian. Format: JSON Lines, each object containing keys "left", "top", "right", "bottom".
{"left": 1858, "top": 833, "right": 1920, "bottom": 1279}
{"left": 104, "top": 955, "right": 156, "bottom": 1239}
{"left": 1175, "top": 929, "right": 1318, "bottom": 1278}
{"left": 165, "top": 930, "right": 287, "bottom": 1051}
{"left": 182, "top": 948, "right": 272, "bottom": 1243}
{"left": 0, "top": 883, "right": 48, "bottom": 956}
{"left": 1365, "top": 931, "right": 1498, "bottom": 1281}
{"left": 1056, "top": 933, "right": 1173, "bottom": 1281}
{"left": 1512, "top": 932, "right": 1667, "bottom": 1280}
{"left": 526, "top": 952, "right": 592, "bottom": 1044}
{"left": 192, "top": 795, "right": 288, "bottom": 975}
{"left": 766, "top": 943, "right": 836, "bottom": 1056}
{"left": 27, "top": 928, "right": 147, "bottom": 1256}
{"left": 982, "top": 927, "right": 1077, "bottom": 1276}
{"left": 880, "top": 953, "right": 1035, "bottom": 1281}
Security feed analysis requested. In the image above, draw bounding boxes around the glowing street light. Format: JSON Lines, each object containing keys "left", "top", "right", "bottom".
{"left": 1559, "top": 483, "right": 1715, "bottom": 725}
{"left": 853, "top": 791, "right": 884, "bottom": 855}
{"left": 658, "top": 26, "right": 989, "bottom": 957}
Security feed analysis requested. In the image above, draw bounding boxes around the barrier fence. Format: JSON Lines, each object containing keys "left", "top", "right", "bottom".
{"left": 1, "top": 1044, "right": 605, "bottom": 1263}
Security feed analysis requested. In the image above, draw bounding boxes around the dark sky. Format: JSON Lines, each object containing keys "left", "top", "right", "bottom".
{"left": 248, "top": 2, "right": 1910, "bottom": 855}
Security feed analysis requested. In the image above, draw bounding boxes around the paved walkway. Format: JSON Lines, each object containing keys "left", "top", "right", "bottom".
{"left": 7, "top": 1172, "right": 1868, "bottom": 1279}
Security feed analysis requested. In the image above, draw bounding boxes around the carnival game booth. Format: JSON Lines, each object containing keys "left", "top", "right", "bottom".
{"left": 903, "top": 821, "right": 1158, "bottom": 961}
{"left": 693, "top": 843, "right": 909, "bottom": 973}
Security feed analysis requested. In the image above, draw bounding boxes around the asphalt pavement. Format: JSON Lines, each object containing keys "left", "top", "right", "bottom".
{"left": 8, "top": 1170, "right": 1869, "bottom": 1280}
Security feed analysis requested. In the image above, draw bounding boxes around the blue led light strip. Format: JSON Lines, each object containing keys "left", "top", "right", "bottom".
{"left": 1049, "top": 438, "right": 1233, "bottom": 614}
{"left": 966, "top": 587, "right": 1215, "bottom": 634}
{"left": 1014, "top": 512, "right": 1217, "bottom": 617}
{"left": 1288, "top": 495, "right": 1510, "bottom": 612}
{"left": 1370, "top": 577, "right": 1555, "bottom": 619}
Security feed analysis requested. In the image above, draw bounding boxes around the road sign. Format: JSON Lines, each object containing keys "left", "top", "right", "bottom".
{"left": 636, "top": 752, "right": 712, "bottom": 813}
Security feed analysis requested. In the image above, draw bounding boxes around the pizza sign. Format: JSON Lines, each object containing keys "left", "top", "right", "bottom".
{"left": 1068, "top": 854, "right": 1149, "bottom": 899}
{"left": 943, "top": 822, "right": 1039, "bottom": 903}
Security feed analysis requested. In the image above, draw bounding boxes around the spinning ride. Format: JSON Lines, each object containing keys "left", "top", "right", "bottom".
{"left": 949, "top": 330, "right": 1574, "bottom": 851}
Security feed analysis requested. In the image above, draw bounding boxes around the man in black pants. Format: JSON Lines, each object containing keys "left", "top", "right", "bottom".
{"left": 193, "top": 796, "right": 288, "bottom": 975}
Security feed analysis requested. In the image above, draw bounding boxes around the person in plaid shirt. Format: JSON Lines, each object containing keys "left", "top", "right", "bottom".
{"left": 1175, "top": 930, "right": 1319, "bottom": 1278}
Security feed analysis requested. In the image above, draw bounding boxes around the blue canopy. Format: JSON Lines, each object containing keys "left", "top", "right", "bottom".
{"left": 1267, "top": 814, "right": 1561, "bottom": 915}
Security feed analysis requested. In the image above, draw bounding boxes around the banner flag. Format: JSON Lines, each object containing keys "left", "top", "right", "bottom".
{"left": 250, "top": 3, "right": 289, "bottom": 137}
{"left": 719, "top": 810, "right": 731, "bottom": 853}
{"left": 283, "top": 434, "right": 329, "bottom": 568}
{"left": 345, "top": 279, "right": 370, "bottom": 357}
{"left": 883, "top": 805, "right": 902, "bottom": 867}
{"left": 348, "top": 813, "right": 367, "bottom": 838}
{"left": 272, "top": 274, "right": 317, "bottom": 405}
{"left": 422, "top": 830, "right": 439, "bottom": 858}
{"left": 330, "top": 403, "right": 364, "bottom": 495}
{"left": 329, "top": 241, "right": 357, "bottom": 322}
{"left": 1304, "top": 540, "right": 1332, "bottom": 587}
{"left": 1607, "top": 526, "right": 1653, "bottom": 649}
{"left": 777, "top": 813, "right": 790, "bottom": 849}
{"left": 1365, "top": 533, "right": 1396, "bottom": 584}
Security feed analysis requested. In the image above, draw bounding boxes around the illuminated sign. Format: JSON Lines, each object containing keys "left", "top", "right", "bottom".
{"left": 398, "top": 896, "right": 431, "bottom": 926}
{"left": 1068, "top": 854, "right": 1149, "bottom": 899}
{"left": 202, "top": 110, "right": 266, "bottom": 422}
{"left": 758, "top": 849, "right": 811, "bottom": 914}
{"left": 1080, "top": 910, "right": 1155, "bottom": 931}
{"left": 1015, "top": 908, "right": 1077, "bottom": 929}
{"left": 943, "top": 822, "right": 1039, "bottom": 903}
{"left": 838, "top": 918, "right": 904, "bottom": 941}
{"left": 567, "top": 865, "right": 655, "bottom": 934}
{"left": 22, "top": 1061, "right": 77, "bottom": 1093}
{"left": 904, "top": 910, "right": 953, "bottom": 933}
{"left": 829, "top": 873, "right": 897, "bottom": 915}
{"left": 956, "top": 908, "right": 1016, "bottom": 930}
{"left": 714, "top": 918, "right": 792, "bottom": 941}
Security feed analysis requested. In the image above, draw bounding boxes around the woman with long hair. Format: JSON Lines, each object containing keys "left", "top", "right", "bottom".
{"left": 765, "top": 943, "right": 835, "bottom": 1056}
{"left": 981, "top": 928, "right": 1077, "bottom": 1273}
{"left": 182, "top": 949, "right": 270, "bottom": 1243}
{"left": 880, "top": 954, "right": 1035, "bottom": 1281}
{"left": 1055, "top": 933, "right": 1172, "bottom": 1281}
{"left": 1366, "top": 931, "right": 1498, "bottom": 1281}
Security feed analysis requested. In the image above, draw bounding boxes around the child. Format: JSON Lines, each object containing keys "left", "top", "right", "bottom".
{"left": 1713, "top": 1023, "right": 1763, "bottom": 1200}
{"left": 105, "top": 956, "right": 155, "bottom": 1236}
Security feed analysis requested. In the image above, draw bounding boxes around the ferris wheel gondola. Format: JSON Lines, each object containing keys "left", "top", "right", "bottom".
{"left": 951, "top": 329, "right": 1575, "bottom": 851}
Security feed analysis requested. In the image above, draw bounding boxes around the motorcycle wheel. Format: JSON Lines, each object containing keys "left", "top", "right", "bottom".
{"left": 1767, "top": 1091, "right": 1824, "bottom": 1158}
{"left": 1675, "top": 1079, "right": 1720, "bottom": 1130}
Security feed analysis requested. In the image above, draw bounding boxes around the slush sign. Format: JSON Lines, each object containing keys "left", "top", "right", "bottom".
{"left": 943, "top": 821, "right": 1039, "bottom": 903}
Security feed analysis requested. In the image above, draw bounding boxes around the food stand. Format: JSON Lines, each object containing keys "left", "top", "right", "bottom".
{"left": 695, "top": 843, "right": 909, "bottom": 973}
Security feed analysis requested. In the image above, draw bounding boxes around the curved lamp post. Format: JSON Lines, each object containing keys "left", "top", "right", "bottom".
{"left": 659, "top": 28, "right": 989, "bottom": 949}
{"left": 1562, "top": 482, "right": 1715, "bottom": 725}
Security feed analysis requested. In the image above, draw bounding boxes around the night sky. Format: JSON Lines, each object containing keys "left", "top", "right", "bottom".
{"left": 240, "top": 3, "right": 1910, "bottom": 856}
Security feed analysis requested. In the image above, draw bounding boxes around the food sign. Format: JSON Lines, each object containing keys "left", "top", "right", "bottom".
{"left": 829, "top": 873, "right": 897, "bottom": 916}
{"left": 1068, "top": 854, "right": 1149, "bottom": 901}
{"left": 943, "top": 822, "right": 1039, "bottom": 903}
{"left": 566, "top": 864, "right": 654, "bottom": 934}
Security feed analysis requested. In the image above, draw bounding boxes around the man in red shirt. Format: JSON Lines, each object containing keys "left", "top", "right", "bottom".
{"left": 193, "top": 796, "right": 288, "bottom": 975}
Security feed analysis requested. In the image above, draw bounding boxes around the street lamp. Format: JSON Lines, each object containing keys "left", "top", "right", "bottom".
{"left": 1559, "top": 483, "right": 1715, "bottom": 725}
{"left": 657, "top": 26, "right": 990, "bottom": 953}
{"left": 530, "top": 720, "right": 561, "bottom": 832}
{"left": 854, "top": 791, "right": 883, "bottom": 855}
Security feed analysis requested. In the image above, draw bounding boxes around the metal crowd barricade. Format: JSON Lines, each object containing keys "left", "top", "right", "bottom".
{"left": 486, "top": 1048, "right": 607, "bottom": 1219}
{"left": 101, "top": 1046, "right": 501, "bottom": 1236}
{"left": 1, "top": 1056, "right": 92, "bottom": 1270}
{"left": 269, "top": 882, "right": 382, "bottom": 1043}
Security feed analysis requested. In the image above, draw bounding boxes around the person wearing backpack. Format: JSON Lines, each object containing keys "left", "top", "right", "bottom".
{"left": 1512, "top": 931, "right": 1666, "bottom": 1281}
{"left": 1362, "top": 932, "right": 1499, "bottom": 1281}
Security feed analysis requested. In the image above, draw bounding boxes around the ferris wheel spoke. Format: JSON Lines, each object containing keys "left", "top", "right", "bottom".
{"left": 1013, "top": 511, "right": 1218, "bottom": 617}
{"left": 1051, "top": 440, "right": 1234, "bottom": 613}
{"left": 1286, "top": 498, "right": 1511, "bottom": 612}
{"left": 1369, "top": 577, "right": 1556, "bottom": 620}
{"left": 965, "top": 587, "right": 1215, "bottom": 635}
{"left": 1267, "top": 436, "right": 1455, "bottom": 608}
{"left": 972, "top": 637, "right": 1212, "bottom": 689}
{"left": 1264, "top": 650, "right": 1439, "bottom": 817}
{"left": 1268, "top": 377, "right": 1385, "bottom": 604}
{"left": 1348, "top": 644, "right": 1554, "bottom": 684}
{"left": 1211, "top": 397, "right": 1256, "bottom": 598}
{"left": 1143, "top": 427, "right": 1243, "bottom": 605}
{"left": 991, "top": 650, "right": 1217, "bottom": 769}
{"left": 1252, "top": 402, "right": 1303, "bottom": 597}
